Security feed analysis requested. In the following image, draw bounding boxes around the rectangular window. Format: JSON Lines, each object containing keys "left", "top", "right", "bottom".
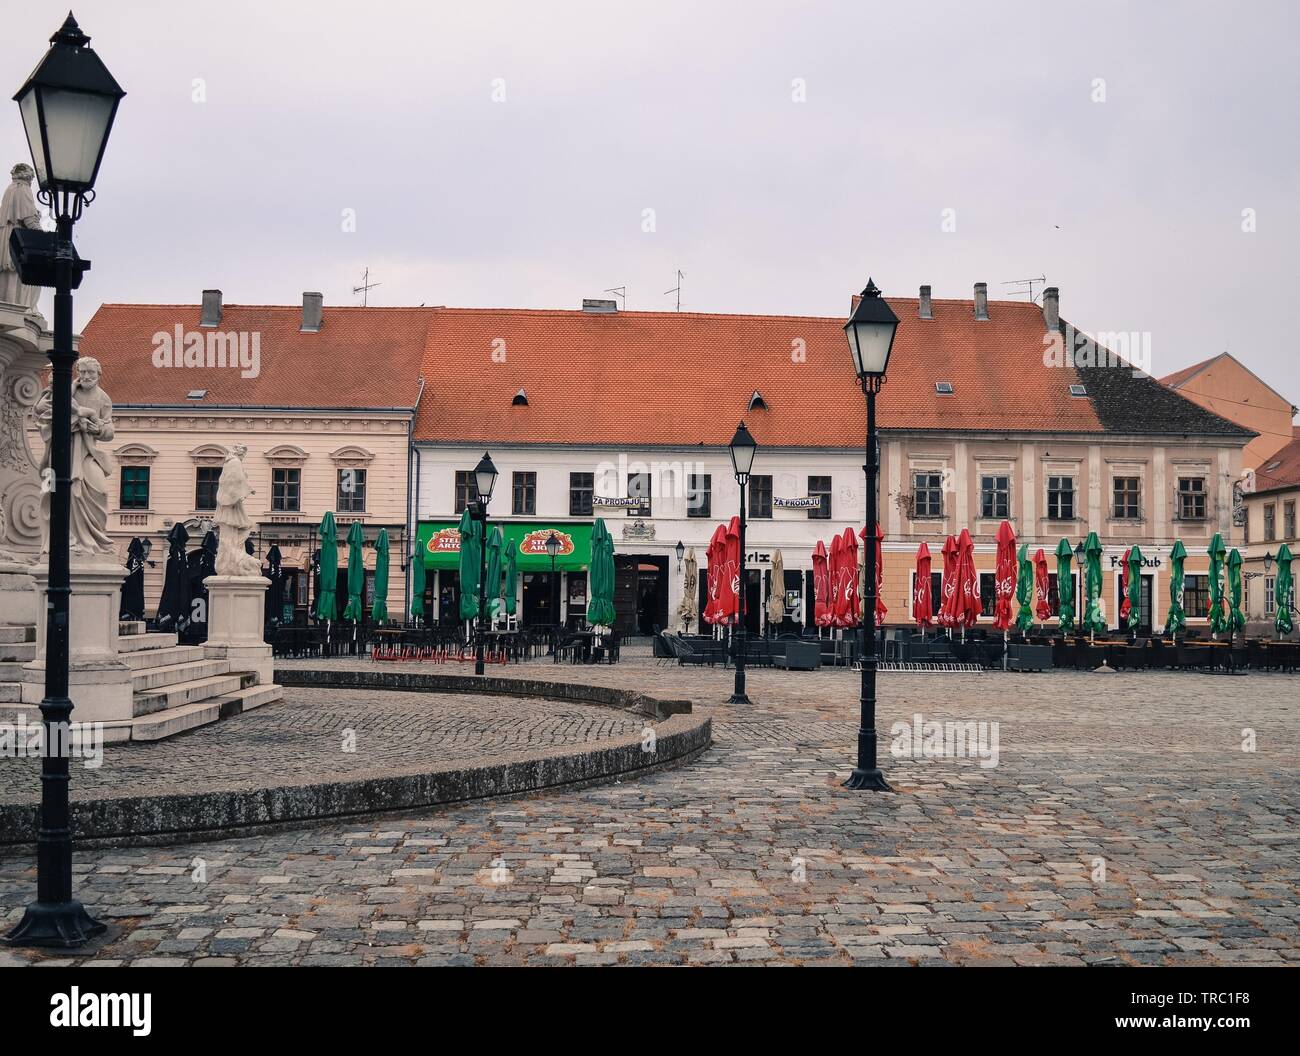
{"left": 913, "top": 472, "right": 943, "bottom": 518}
{"left": 195, "top": 467, "right": 221, "bottom": 511}
{"left": 1285, "top": 501, "right": 1296, "bottom": 540}
{"left": 808, "top": 476, "right": 832, "bottom": 520}
{"left": 912, "top": 571, "right": 942, "bottom": 615}
{"left": 1177, "top": 477, "right": 1206, "bottom": 520}
{"left": 271, "top": 468, "right": 300, "bottom": 512}
{"left": 1265, "top": 576, "right": 1276, "bottom": 616}
{"left": 749, "top": 475, "right": 773, "bottom": 519}
{"left": 979, "top": 475, "right": 1009, "bottom": 519}
{"left": 512, "top": 471, "right": 536, "bottom": 515}
{"left": 1264, "top": 503, "right": 1276, "bottom": 541}
{"left": 979, "top": 571, "right": 996, "bottom": 617}
{"left": 569, "top": 472, "right": 593, "bottom": 517}
{"left": 1046, "top": 572, "right": 1079, "bottom": 618}
{"left": 337, "top": 468, "right": 367, "bottom": 512}
{"left": 1183, "top": 574, "right": 1209, "bottom": 619}
{"left": 1047, "top": 476, "right": 1075, "bottom": 520}
{"left": 686, "top": 473, "right": 711, "bottom": 519}
{"left": 1113, "top": 476, "right": 1140, "bottom": 519}
{"left": 627, "top": 472, "right": 651, "bottom": 517}
{"left": 454, "top": 470, "right": 474, "bottom": 515}
{"left": 120, "top": 466, "right": 150, "bottom": 509}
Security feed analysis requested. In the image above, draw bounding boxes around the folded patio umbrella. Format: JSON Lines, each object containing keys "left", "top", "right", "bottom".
{"left": 1125, "top": 545, "right": 1144, "bottom": 634}
{"left": 119, "top": 537, "right": 146, "bottom": 621}
{"left": 410, "top": 538, "right": 426, "bottom": 622}
{"left": 829, "top": 532, "right": 847, "bottom": 627}
{"left": 838, "top": 528, "right": 860, "bottom": 627}
{"left": 1118, "top": 547, "right": 1133, "bottom": 627}
{"left": 457, "top": 508, "right": 481, "bottom": 622}
{"left": 936, "top": 534, "right": 959, "bottom": 629}
{"left": 1033, "top": 547, "right": 1051, "bottom": 622}
{"left": 586, "top": 517, "right": 617, "bottom": 629}
{"left": 342, "top": 520, "right": 365, "bottom": 623}
{"left": 1055, "top": 538, "right": 1075, "bottom": 635}
{"left": 957, "top": 528, "right": 981, "bottom": 630}
{"left": 871, "top": 523, "right": 886, "bottom": 628}
{"left": 1275, "top": 543, "right": 1294, "bottom": 636}
{"left": 913, "top": 542, "right": 933, "bottom": 630}
{"left": 1207, "top": 532, "right": 1228, "bottom": 635}
{"left": 722, "top": 515, "right": 742, "bottom": 625}
{"left": 992, "top": 521, "right": 1016, "bottom": 632}
{"left": 156, "top": 523, "right": 191, "bottom": 632}
{"left": 504, "top": 546, "right": 518, "bottom": 618}
{"left": 766, "top": 548, "right": 785, "bottom": 628}
{"left": 371, "top": 529, "right": 390, "bottom": 624}
{"left": 679, "top": 547, "right": 699, "bottom": 630}
{"left": 186, "top": 531, "right": 218, "bottom": 638}
{"left": 1227, "top": 548, "right": 1245, "bottom": 634}
{"left": 485, "top": 525, "right": 504, "bottom": 619}
{"left": 1014, "top": 543, "right": 1033, "bottom": 633}
{"left": 812, "top": 540, "right": 832, "bottom": 628}
{"left": 1081, "top": 531, "right": 1107, "bottom": 635}
{"left": 316, "top": 511, "right": 338, "bottom": 623}
{"left": 702, "top": 523, "right": 728, "bottom": 625}
{"left": 265, "top": 544, "right": 285, "bottom": 627}
{"left": 1164, "top": 539, "right": 1187, "bottom": 637}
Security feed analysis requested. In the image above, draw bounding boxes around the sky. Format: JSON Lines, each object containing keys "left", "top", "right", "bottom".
{"left": 3, "top": 0, "right": 1297, "bottom": 403}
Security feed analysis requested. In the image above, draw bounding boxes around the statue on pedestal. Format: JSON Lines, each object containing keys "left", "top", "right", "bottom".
{"left": 0, "top": 163, "right": 43, "bottom": 312}
{"left": 36, "top": 356, "right": 116, "bottom": 558}
{"left": 214, "top": 444, "right": 263, "bottom": 576}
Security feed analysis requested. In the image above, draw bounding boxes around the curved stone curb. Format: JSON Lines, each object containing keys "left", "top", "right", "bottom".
{"left": 0, "top": 672, "right": 710, "bottom": 849}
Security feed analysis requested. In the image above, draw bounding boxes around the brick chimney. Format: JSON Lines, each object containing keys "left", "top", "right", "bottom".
{"left": 301, "top": 292, "right": 323, "bottom": 333}
{"left": 973, "top": 282, "right": 988, "bottom": 321}
{"left": 200, "top": 289, "right": 222, "bottom": 327}
{"left": 1042, "top": 286, "right": 1060, "bottom": 330}
{"left": 919, "top": 285, "right": 933, "bottom": 319}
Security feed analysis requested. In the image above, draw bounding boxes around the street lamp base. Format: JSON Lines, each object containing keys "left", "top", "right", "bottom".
{"left": 726, "top": 693, "right": 751, "bottom": 705}
{"left": 4, "top": 899, "right": 106, "bottom": 948}
{"left": 843, "top": 767, "right": 893, "bottom": 792}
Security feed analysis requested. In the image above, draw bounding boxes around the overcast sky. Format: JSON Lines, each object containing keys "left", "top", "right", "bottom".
{"left": 4, "top": 0, "right": 1296, "bottom": 402}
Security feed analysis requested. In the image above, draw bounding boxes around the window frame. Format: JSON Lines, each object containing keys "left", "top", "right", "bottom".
{"left": 1177, "top": 476, "right": 1207, "bottom": 521}
{"left": 1046, "top": 475, "right": 1075, "bottom": 521}
{"left": 749, "top": 475, "right": 773, "bottom": 519}
{"left": 1112, "top": 476, "right": 1141, "bottom": 520}
{"left": 512, "top": 471, "right": 537, "bottom": 516}
{"left": 686, "top": 473, "right": 712, "bottom": 519}
{"left": 195, "top": 466, "right": 221, "bottom": 511}
{"left": 913, "top": 471, "right": 943, "bottom": 519}
{"left": 119, "top": 466, "right": 150, "bottom": 510}
{"left": 807, "top": 475, "right": 832, "bottom": 520}
{"left": 454, "top": 470, "right": 474, "bottom": 515}
{"left": 337, "top": 467, "right": 367, "bottom": 513}
{"left": 979, "top": 474, "right": 1010, "bottom": 520}
{"left": 271, "top": 467, "right": 301, "bottom": 513}
{"left": 626, "top": 471, "right": 652, "bottom": 517}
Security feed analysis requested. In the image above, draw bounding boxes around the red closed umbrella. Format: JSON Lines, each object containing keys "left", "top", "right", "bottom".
{"left": 957, "top": 528, "right": 981, "bottom": 630}
{"left": 992, "top": 521, "right": 1017, "bottom": 631}
{"left": 702, "top": 523, "right": 727, "bottom": 625}
{"left": 1118, "top": 546, "right": 1132, "bottom": 626}
{"left": 1033, "top": 547, "right": 1051, "bottom": 621}
{"left": 867, "top": 522, "right": 886, "bottom": 628}
{"left": 937, "top": 534, "right": 959, "bottom": 628}
{"left": 812, "top": 540, "right": 832, "bottom": 628}
{"left": 722, "top": 516, "right": 741, "bottom": 625}
{"left": 829, "top": 533, "right": 846, "bottom": 627}
{"left": 837, "top": 527, "right": 859, "bottom": 628}
{"left": 913, "top": 542, "right": 933, "bottom": 629}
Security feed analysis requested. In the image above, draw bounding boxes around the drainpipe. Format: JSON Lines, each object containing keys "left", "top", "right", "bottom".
{"left": 407, "top": 377, "right": 425, "bottom": 623}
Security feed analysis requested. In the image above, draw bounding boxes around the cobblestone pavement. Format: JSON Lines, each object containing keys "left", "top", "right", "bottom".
{"left": 2, "top": 661, "right": 1297, "bottom": 966}
{"left": 0, "top": 689, "right": 646, "bottom": 804}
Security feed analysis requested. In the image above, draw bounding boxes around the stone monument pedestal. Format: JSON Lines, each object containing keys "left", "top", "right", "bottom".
{"left": 204, "top": 575, "right": 273, "bottom": 685}
{"left": 22, "top": 559, "right": 133, "bottom": 723}
{"left": 0, "top": 560, "right": 38, "bottom": 628}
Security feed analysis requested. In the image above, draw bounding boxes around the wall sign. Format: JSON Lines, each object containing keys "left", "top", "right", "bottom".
{"left": 593, "top": 496, "right": 645, "bottom": 508}
{"left": 773, "top": 496, "right": 822, "bottom": 509}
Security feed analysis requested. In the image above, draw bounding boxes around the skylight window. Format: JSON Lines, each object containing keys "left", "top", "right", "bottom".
{"left": 186, "top": 389, "right": 207, "bottom": 400}
{"left": 1266, "top": 460, "right": 1282, "bottom": 471}
{"left": 1069, "top": 384, "right": 1087, "bottom": 397}
{"left": 935, "top": 382, "right": 954, "bottom": 395}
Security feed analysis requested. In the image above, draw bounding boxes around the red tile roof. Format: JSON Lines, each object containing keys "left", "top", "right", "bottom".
{"left": 414, "top": 298, "right": 1109, "bottom": 446}
{"left": 1254, "top": 427, "right": 1300, "bottom": 493}
{"left": 79, "top": 303, "right": 429, "bottom": 410}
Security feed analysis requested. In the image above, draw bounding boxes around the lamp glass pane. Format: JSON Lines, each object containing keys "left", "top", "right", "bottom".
{"left": 39, "top": 88, "right": 115, "bottom": 186}
{"left": 17, "top": 89, "right": 48, "bottom": 184}
{"left": 848, "top": 320, "right": 893, "bottom": 375}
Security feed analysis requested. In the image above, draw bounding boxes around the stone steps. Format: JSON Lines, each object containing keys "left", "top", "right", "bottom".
{"left": 130, "top": 682, "right": 283, "bottom": 741}
{"left": 119, "top": 620, "right": 146, "bottom": 636}
{"left": 0, "top": 641, "right": 36, "bottom": 663}
{"left": 120, "top": 644, "right": 206, "bottom": 671}
{"left": 130, "top": 658, "right": 231, "bottom": 693}
{"left": 133, "top": 671, "right": 256, "bottom": 718}
{"left": 118, "top": 631, "right": 179, "bottom": 653}
{"left": 0, "top": 626, "right": 34, "bottom": 645}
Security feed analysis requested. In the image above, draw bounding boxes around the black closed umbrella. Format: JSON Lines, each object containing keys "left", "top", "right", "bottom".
{"left": 265, "top": 544, "right": 285, "bottom": 627}
{"left": 156, "top": 524, "right": 191, "bottom": 632}
{"left": 184, "top": 531, "right": 218, "bottom": 641}
{"left": 119, "top": 537, "right": 146, "bottom": 621}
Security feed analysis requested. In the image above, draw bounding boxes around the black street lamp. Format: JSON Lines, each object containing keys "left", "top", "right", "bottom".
{"left": 545, "top": 530, "right": 560, "bottom": 648}
{"left": 472, "top": 452, "right": 498, "bottom": 676}
{"left": 842, "top": 279, "right": 898, "bottom": 792}
{"left": 728, "top": 422, "right": 757, "bottom": 705}
{"left": 675, "top": 540, "right": 685, "bottom": 571}
{"left": 5, "top": 14, "right": 124, "bottom": 949}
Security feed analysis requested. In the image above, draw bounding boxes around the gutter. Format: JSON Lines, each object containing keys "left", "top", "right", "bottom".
{"left": 407, "top": 376, "right": 426, "bottom": 621}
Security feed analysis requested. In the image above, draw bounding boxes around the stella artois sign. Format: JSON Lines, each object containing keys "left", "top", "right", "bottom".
{"left": 519, "top": 529, "right": 575, "bottom": 557}
{"left": 425, "top": 527, "right": 462, "bottom": 554}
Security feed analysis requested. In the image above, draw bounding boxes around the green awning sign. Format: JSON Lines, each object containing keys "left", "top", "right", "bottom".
{"left": 417, "top": 521, "right": 593, "bottom": 572}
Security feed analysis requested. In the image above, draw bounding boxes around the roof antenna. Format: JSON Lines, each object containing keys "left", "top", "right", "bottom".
{"left": 1000, "top": 274, "right": 1046, "bottom": 302}
{"left": 603, "top": 285, "right": 626, "bottom": 311}
{"left": 353, "top": 266, "right": 381, "bottom": 307}
{"left": 664, "top": 269, "right": 684, "bottom": 311}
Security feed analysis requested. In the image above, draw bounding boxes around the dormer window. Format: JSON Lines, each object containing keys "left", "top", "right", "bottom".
{"left": 1069, "top": 384, "right": 1087, "bottom": 397}
{"left": 512, "top": 388, "right": 528, "bottom": 406}
{"left": 748, "top": 390, "right": 767, "bottom": 411}
{"left": 935, "top": 382, "right": 954, "bottom": 395}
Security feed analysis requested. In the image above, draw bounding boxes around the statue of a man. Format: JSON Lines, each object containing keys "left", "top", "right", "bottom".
{"left": 35, "top": 356, "right": 116, "bottom": 557}
{"left": 0, "top": 163, "right": 43, "bottom": 312}
{"left": 214, "top": 444, "right": 263, "bottom": 576}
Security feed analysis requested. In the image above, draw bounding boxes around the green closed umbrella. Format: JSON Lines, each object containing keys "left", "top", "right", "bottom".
{"left": 457, "top": 509, "right": 481, "bottom": 622}
{"left": 485, "top": 526, "right": 503, "bottom": 619}
{"left": 1054, "top": 538, "right": 1075, "bottom": 635}
{"left": 504, "top": 547, "right": 518, "bottom": 617}
{"left": 1081, "top": 532, "right": 1106, "bottom": 636}
{"left": 586, "top": 518, "right": 617, "bottom": 629}
{"left": 1164, "top": 539, "right": 1187, "bottom": 637}
{"left": 1227, "top": 548, "right": 1245, "bottom": 635}
{"left": 1207, "top": 533, "right": 1228, "bottom": 635}
{"left": 1014, "top": 543, "right": 1034, "bottom": 632}
{"left": 1275, "top": 543, "right": 1294, "bottom": 636}
{"left": 371, "top": 529, "right": 390, "bottom": 624}
{"left": 316, "top": 511, "right": 337, "bottom": 622}
{"left": 1125, "top": 544, "right": 1144, "bottom": 634}
{"left": 342, "top": 520, "right": 365, "bottom": 623}
{"left": 410, "top": 542, "right": 426, "bottom": 622}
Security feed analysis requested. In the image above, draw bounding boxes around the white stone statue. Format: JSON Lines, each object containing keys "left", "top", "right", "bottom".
{"left": 0, "top": 163, "right": 43, "bottom": 312}
{"left": 214, "top": 444, "right": 262, "bottom": 576}
{"left": 36, "top": 356, "right": 116, "bottom": 557}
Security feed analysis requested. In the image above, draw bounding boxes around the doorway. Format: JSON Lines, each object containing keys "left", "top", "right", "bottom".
{"left": 614, "top": 555, "right": 668, "bottom": 636}
{"left": 522, "top": 571, "right": 560, "bottom": 627}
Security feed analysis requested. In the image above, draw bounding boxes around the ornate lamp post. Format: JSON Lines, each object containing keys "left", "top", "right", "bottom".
{"left": 5, "top": 14, "right": 124, "bottom": 948}
{"left": 472, "top": 452, "right": 498, "bottom": 676}
{"left": 545, "top": 530, "right": 560, "bottom": 648}
{"left": 728, "top": 422, "right": 757, "bottom": 705}
{"left": 842, "top": 279, "right": 898, "bottom": 792}
{"left": 675, "top": 540, "right": 685, "bottom": 571}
